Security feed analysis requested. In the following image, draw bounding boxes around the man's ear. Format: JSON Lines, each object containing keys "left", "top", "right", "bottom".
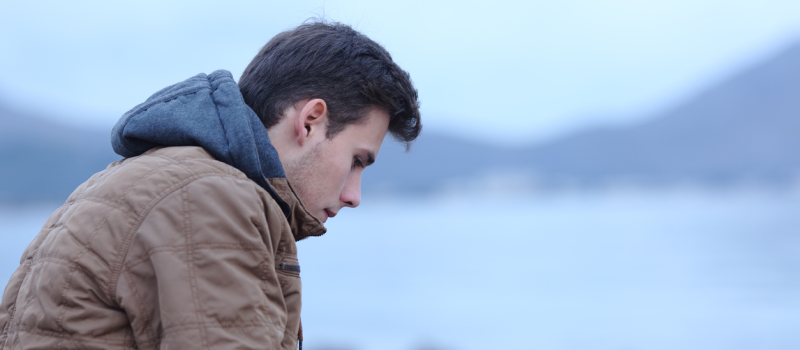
{"left": 294, "top": 98, "right": 328, "bottom": 146}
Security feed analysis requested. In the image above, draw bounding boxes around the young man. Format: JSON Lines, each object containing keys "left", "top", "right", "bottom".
{"left": 0, "top": 21, "right": 420, "bottom": 349}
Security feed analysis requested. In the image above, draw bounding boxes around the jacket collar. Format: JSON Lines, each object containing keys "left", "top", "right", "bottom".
{"left": 267, "top": 178, "right": 327, "bottom": 241}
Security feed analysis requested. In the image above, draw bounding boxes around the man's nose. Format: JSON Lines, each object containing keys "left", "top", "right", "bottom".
{"left": 340, "top": 172, "right": 362, "bottom": 208}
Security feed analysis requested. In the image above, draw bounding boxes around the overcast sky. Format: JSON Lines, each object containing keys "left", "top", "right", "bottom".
{"left": 3, "top": 0, "right": 800, "bottom": 145}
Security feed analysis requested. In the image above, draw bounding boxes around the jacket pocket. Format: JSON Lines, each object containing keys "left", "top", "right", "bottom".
{"left": 277, "top": 257, "right": 300, "bottom": 277}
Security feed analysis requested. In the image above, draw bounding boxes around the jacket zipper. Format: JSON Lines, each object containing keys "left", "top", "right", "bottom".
{"left": 279, "top": 262, "right": 301, "bottom": 273}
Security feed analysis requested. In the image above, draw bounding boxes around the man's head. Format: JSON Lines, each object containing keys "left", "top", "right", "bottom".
{"left": 239, "top": 21, "right": 421, "bottom": 222}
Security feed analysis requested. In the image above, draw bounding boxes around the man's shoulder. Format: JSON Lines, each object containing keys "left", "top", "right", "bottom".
{"left": 107, "top": 145, "right": 249, "bottom": 188}
{"left": 70, "top": 146, "right": 265, "bottom": 216}
{"left": 131, "top": 146, "right": 245, "bottom": 180}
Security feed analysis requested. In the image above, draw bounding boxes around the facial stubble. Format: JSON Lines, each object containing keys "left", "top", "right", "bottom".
{"left": 284, "top": 141, "right": 328, "bottom": 217}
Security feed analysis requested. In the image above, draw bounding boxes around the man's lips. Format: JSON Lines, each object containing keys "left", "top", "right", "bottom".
{"left": 323, "top": 209, "right": 336, "bottom": 222}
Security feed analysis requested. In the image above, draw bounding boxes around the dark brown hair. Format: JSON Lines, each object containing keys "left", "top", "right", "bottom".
{"left": 239, "top": 21, "right": 421, "bottom": 146}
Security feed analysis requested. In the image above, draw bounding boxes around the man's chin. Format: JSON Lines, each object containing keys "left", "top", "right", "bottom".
{"left": 318, "top": 210, "right": 328, "bottom": 223}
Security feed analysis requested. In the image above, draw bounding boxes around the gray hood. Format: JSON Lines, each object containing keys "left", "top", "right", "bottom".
{"left": 111, "top": 70, "right": 290, "bottom": 216}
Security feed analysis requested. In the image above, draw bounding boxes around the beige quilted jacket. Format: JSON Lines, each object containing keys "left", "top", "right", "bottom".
{"left": 0, "top": 146, "right": 325, "bottom": 349}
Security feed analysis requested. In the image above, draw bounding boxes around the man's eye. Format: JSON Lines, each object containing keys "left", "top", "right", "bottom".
{"left": 352, "top": 156, "right": 363, "bottom": 169}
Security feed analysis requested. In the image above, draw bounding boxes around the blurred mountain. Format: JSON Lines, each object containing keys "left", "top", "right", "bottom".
{"left": 365, "top": 41, "right": 800, "bottom": 193}
{"left": 0, "top": 105, "right": 119, "bottom": 203}
{"left": 3, "top": 41, "right": 800, "bottom": 203}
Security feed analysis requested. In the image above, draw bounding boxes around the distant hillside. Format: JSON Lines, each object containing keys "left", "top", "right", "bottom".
{"left": 0, "top": 105, "right": 119, "bottom": 203}
{"left": 365, "top": 41, "right": 800, "bottom": 193}
{"left": 3, "top": 41, "right": 800, "bottom": 203}
{"left": 517, "top": 41, "right": 800, "bottom": 186}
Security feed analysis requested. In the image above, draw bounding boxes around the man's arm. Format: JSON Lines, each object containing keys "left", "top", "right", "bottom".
{"left": 115, "top": 174, "right": 291, "bottom": 349}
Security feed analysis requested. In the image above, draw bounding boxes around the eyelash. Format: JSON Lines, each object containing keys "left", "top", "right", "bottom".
{"left": 352, "top": 156, "right": 364, "bottom": 169}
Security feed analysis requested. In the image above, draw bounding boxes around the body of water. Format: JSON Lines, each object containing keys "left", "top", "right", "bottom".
{"left": 2, "top": 188, "right": 799, "bottom": 350}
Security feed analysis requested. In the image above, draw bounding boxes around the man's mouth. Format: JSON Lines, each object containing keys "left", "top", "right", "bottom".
{"left": 323, "top": 209, "right": 336, "bottom": 222}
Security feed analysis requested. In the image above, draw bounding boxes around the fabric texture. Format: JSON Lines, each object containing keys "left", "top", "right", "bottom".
{"left": 0, "top": 71, "right": 326, "bottom": 349}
